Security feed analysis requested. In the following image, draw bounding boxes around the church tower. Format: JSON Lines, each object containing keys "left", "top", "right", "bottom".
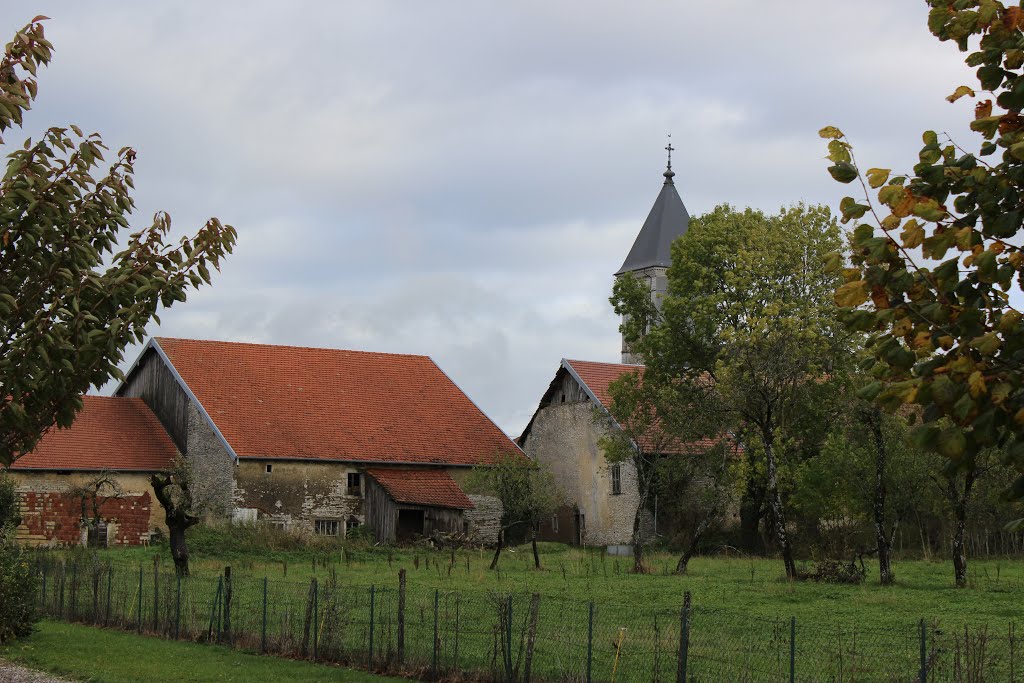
{"left": 616, "top": 142, "right": 691, "bottom": 364}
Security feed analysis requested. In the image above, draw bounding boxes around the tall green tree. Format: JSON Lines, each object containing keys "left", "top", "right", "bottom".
{"left": 0, "top": 18, "right": 236, "bottom": 467}
{"left": 821, "top": 1, "right": 1024, "bottom": 526}
{"left": 612, "top": 204, "right": 846, "bottom": 579}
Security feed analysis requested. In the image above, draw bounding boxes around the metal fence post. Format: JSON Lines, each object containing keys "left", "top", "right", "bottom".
{"left": 369, "top": 585, "right": 376, "bottom": 665}
{"left": 105, "top": 564, "right": 112, "bottom": 626}
{"left": 587, "top": 601, "right": 594, "bottom": 683}
{"left": 261, "top": 577, "right": 268, "bottom": 654}
{"left": 137, "top": 566, "right": 143, "bottom": 634}
{"left": 506, "top": 595, "right": 514, "bottom": 682}
{"left": 919, "top": 618, "right": 927, "bottom": 683}
{"left": 153, "top": 556, "right": 160, "bottom": 633}
{"left": 433, "top": 589, "right": 440, "bottom": 679}
{"left": 70, "top": 562, "right": 78, "bottom": 619}
{"left": 223, "top": 566, "right": 232, "bottom": 645}
{"left": 312, "top": 577, "right": 319, "bottom": 661}
{"left": 41, "top": 566, "right": 47, "bottom": 613}
{"left": 678, "top": 591, "right": 691, "bottom": 683}
{"left": 175, "top": 573, "right": 182, "bottom": 640}
{"left": 790, "top": 616, "right": 796, "bottom": 683}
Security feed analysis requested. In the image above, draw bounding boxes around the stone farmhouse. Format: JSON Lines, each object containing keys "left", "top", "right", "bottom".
{"left": 10, "top": 337, "right": 518, "bottom": 546}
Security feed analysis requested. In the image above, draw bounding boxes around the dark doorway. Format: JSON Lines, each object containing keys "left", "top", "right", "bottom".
{"left": 397, "top": 509, "right": 425, "bottom": 542}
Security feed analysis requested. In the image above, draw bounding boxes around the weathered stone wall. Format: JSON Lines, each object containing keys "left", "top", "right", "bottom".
{"left": 9, "top": 471, "right": 165, "bottom": 546}
{"left": 465, "top": 494, "right": 502, "bottom": 545}
{"left": 233, "top": 459, "right": 363, "bottom": 535}
{"left": 522, "top": 402, "right": 639, "bottom": 546}
{"left": 186, "top": 402, "right": 236, "bottom": 517}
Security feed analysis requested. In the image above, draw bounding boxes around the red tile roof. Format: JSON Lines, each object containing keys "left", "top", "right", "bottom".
{"left": 564, "top": 359, "right": 737, "bottom": 455}
{"left": 11, "top": 396, "right": 178, "bottom": 472}
{"left": 365, "top": 467, "right": 475, "bottom": 509}
{"left": 154, "top": 337, "right": 521, "bottom": 465}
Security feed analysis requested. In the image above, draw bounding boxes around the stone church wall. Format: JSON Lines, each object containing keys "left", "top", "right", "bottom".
{"left": 522, "top": 401, "right": 639, "bottom": 546}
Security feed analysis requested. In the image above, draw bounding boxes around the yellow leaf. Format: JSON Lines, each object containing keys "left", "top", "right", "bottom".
{"left": 1015, "top": 407, "right": 1024, "bottom": 426}
{"left": 900, "top": 220, "right": 925, "bottom": 248}
{"left": 946, "top": 85, "right": 976, "bottom": 103}
{"left": 866, "top": 168, "right": 891, "bottom": 188}
{"left": 818, "top": 126, "right": 844, "bottom": 140}
{"left": 968, "top": 371, "right": 987, "bottom": 398}
{"left": 938, "top": 335, "right": 955, "bottom": 350}
{"left": 835, "top": 280, "right": 869, "bottom": 308}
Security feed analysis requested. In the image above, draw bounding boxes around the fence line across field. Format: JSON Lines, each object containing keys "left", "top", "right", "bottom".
{"left": 32, "top": 557, "right": 1022, "bottom": 682}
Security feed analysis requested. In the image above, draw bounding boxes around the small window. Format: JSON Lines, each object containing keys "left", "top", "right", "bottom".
{"left": 610, "top": 464, "right": 622, "bottom": 495}
{"left": 267, "top": 519, "right": 288, "bottom": 531}
{"left": 347, "top": 473, "right": 362, "bottom": 497}
{"left": 314, "top": 519, "right": 341, "bottom": 536}
{"left": 551, "top": 515, "right": 559, "bottom": 533}
{"left": 265, "top": 464, "right": 273, "bottom": 474}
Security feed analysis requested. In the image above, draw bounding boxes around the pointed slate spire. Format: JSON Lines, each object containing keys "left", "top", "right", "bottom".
{"left": 615, "top": 141, "right": 691, "bottom": 275}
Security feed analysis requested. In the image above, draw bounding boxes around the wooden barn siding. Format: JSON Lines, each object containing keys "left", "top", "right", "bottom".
{"left": 116, "top": 348, "right": 189, "bottom": 452}
{"left": 364, "top": 476, "right": 397, "bottom": 544}
{"left": 547, "top": 370, "right": 588, "bottom": 406}
{"left": 363, "top": 475, "right": 465, "bottom": 544}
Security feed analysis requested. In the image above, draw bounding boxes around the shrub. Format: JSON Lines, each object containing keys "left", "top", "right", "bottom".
{"left": 0, "top": 529, "right": 38, "bottom": 642}
{"left": 803, "top": 558, "right": 865, "bottom": 585}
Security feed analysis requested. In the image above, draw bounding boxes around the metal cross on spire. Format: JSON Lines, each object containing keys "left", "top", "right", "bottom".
{"left": 663, "top": 134, "right": 676, "bottom": 184}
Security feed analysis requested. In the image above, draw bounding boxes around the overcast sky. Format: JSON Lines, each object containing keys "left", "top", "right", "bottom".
{"left": 2, "top": 2, "right": 980, "bottom": 436}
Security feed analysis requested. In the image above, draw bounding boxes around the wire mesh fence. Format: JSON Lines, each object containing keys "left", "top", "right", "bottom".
{"left": 32, "top": 556, "right": 1021, "bottom": 682}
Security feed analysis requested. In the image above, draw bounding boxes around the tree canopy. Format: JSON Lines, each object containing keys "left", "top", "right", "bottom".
{"left": 612, "top": 203, "right": 846, "bottom": 577}
{"left": 0, "top": 18, "right": 236, "bottom": 467}
{"left": 822, "top": 1, "right": 1024, "bottom": 518}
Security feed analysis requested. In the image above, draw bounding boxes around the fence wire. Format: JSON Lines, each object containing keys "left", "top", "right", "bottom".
{"left": 32, "top": 557, "right": 1022, "bottom": 683}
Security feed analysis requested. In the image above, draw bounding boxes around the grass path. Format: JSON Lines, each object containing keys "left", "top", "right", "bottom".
{"left": 0, "top": 621, "right": 405, "bottom": 683}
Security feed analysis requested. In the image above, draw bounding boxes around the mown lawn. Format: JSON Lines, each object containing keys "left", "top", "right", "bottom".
{"left": 0, "top": 620, "right": 404, "bottom": 682}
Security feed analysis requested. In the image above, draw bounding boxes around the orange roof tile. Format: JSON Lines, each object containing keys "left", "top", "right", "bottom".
{"left": 564, "top": 359, "right": 737, "bottom": 455}
{"left": 365, "top": 467, "right": 474, "bottom": 509}
{"left": 11, "top": 396, "right": 178, "bottom": 472}
{"left": 154, "top": 337, "right": 521, "bottom": 465}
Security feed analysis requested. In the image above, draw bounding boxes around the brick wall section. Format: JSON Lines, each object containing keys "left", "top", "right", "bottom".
{"left": 18, "top": 490, "right": 154, "bottom": 546}
{"left": 186, "top": 401, "right": 236, "bottom": 516}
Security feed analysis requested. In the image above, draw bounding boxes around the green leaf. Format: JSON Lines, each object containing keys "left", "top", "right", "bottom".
{"left": 818, "top": 126, "right": 844, "bottom": 139}
{"left": 827, "top": 162, "right": 858, "bottom": 184}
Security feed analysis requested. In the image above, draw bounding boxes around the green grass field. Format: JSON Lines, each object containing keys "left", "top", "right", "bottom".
{"left": 33, "top": 536, "right": 1024, "bottom": 682}
{"left": 0, "top": 620, "right": 403, "bottom": 682}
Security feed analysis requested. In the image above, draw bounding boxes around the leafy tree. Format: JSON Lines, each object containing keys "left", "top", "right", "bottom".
{"left": 821, "top": 1, "right": 1024, "bottom": 526}
{"left": 468, "top": 453, "right": 561, "bottom": 570}
{"left": 795, "top": 401, "right": 933, "bottom": 584}
{"left": 612, "top": 204, "right": 846, "bottom": 579}
{"left": 600, "top": 369, "right": 739, "bottom": 574}
{"left": 0, "top": 471, "right": 20, "bottom": 530}
{"left": 0, "top": 18, "right": 236, "bottom": 467}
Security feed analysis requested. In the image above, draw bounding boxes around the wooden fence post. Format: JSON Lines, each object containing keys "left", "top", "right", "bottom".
{"left": 369, "top": 585, "right": 376, "bottom": 665}
{"left": 523, "top": 593, "right": 541, "bottom": 683}
{"left": 312, "top": 577, "right": 319, "bottom": 661}
{"left": 678, "top": 591, "right": 691, "bottom": 683}
{"left": 301, "top": 577, "right": 315, "bottom": 658}
{"left": 919, "top": 618, "right": 927, "bottom": 683}
{"left": 175, "top": 573, "right": 181, "bottom": 640}
{"left": 789, "top": 616, "right": 796, "bottom": 683}
{"left": 587, "top": 602, "right": 594, "bottom": 683}
{"left": 137, "top": 566, "right": 143, "bottom": 634}
{"left": 398, "top": 569, "right": 407, "bottom": 665}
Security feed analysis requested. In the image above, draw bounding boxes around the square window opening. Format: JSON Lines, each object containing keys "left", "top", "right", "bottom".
{"left": 314, "top": 519, "right": 341, "bottom": 536}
